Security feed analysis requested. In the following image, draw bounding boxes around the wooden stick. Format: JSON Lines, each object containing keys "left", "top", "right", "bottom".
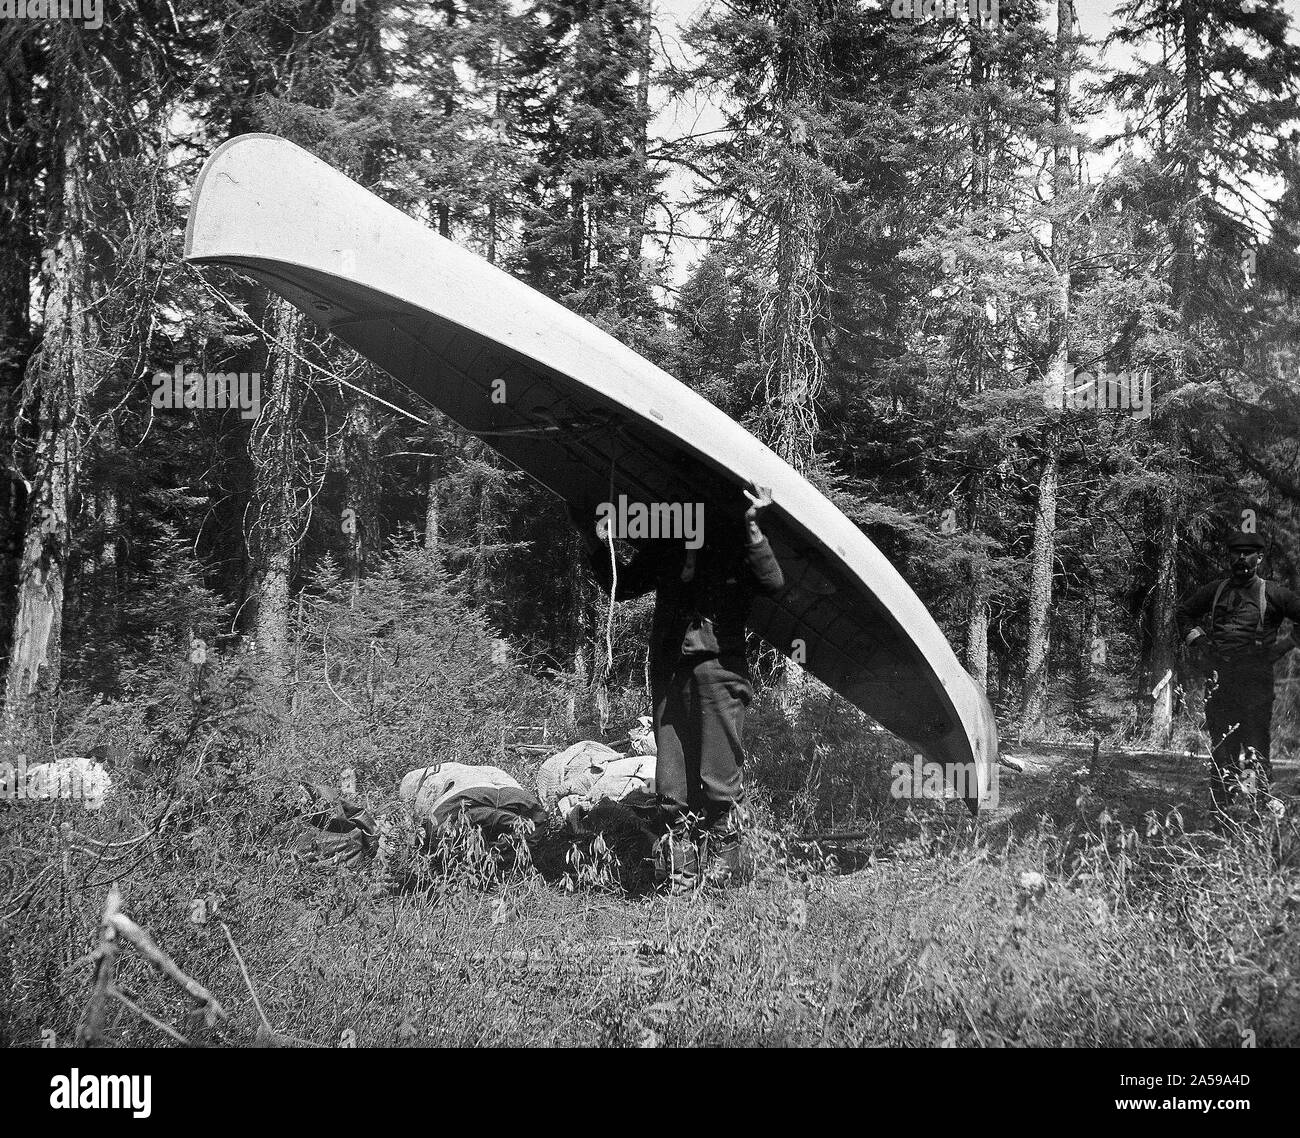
{"left": 106, "top": 910, "right": 227, "bottom": 1021}
{"left": 61, "top": 827, "right": 154, "bottom": 851}
{"left": 220, "top": 921, "right": 273, "bottom": 1036}
{"left": 76, "top": 886, "right": 121, "bottom": 1046}
{"left": 108, "top": 986, "right": 191, "bottom": 1046}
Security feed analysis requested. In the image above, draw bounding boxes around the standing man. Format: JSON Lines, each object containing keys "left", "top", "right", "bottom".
{"left": 1179, "top": 530, "right": 1300, "bottom": 812}
{"left": 571, "top": 483, "right": 784, "bottom": 889}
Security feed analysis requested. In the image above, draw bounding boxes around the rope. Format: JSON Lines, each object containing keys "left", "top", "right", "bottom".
{"left": 602, "top": 450, "right": 618, "bottom": 682}
{"left": 185, "top": 265, "right": 432, "bottom": 426}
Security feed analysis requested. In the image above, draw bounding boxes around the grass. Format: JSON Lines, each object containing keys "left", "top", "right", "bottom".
{"left": 3, "top": 614, "right": 1299, "bottom": 1048}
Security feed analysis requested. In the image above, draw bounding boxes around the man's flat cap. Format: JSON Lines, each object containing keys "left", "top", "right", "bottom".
{"left": 1225, "top": 531, "right": 1267, "bottom": 551}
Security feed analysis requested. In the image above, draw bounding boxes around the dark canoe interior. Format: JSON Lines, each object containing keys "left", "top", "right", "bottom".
{"left": 208, "top": 258, "right": 963, "bottom": 754}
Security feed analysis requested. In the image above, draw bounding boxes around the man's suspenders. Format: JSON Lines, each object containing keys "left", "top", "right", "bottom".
{"left": 1208, "top": 577, "right": 1267, "bottom": 648}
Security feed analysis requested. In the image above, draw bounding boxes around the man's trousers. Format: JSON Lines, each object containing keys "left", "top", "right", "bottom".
{"left": 650, "top": 654, "right": 753, "bottom": 826}
{"left": 1204, "top": 660, "right": 1275, "bottom": 808}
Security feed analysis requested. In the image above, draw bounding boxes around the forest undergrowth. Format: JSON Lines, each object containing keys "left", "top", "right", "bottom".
{"left": 3, "top": 555, "right": 1299, "bottom": 1048}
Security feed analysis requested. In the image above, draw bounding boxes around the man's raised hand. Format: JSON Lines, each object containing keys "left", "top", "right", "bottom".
{"left": 744, "top": 485, "right": 774, "bottom": 520}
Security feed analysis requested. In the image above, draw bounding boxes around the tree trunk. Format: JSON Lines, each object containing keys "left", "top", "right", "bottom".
{"left": 1149, "top": 498, "right": 1179, "bottom": 741}
{"left": 1020, "top": 0, "right": 1074, "bottom": 738}
{"left": 626, "top": 0, "right": 653, "bottom": 264}
{"left": 961, "top": 7, "right": 993, "bottom": 690}
{"left": 6, "top": 424, "right": 70, "bottom": 707}
{"left": 1020, "top": 441, "right": 1060, "bottom": 736}
{"left": 1175, "top": 0, "right": 1203, "bottom": 313}
{"left": 99, "top": 487, "right": 119, "bottom": 572}
{"left": 762, "top": 138, "right": 826, "bottom": 469}
{"left": 342, "top": 394, "right": 380, "bottom": 597}
{"left": 245, "top": 297, "right": 305, "bottom": 680}
{"left": 5, "top": 132, "right": 92, "bottom": 709}
{"left": 965, "top": 568, "right": 990, "bottom": 689}
{"left": 1145, "top": 2, "right": 1203, "bottom": 736}
{"left": 756, "top": 3, "right": 832, "bottom": 718}
{"left": 253, "top": 538, "right": 293, "bottom": 674}
{"left": 0, "top": 42, "right": 35, "bottom": 670}
{"left": 968, "top": 5, "right": 989, "bottom": 205}
{"left": 1077, "top": 599, "right": 1099, "bottom": 721}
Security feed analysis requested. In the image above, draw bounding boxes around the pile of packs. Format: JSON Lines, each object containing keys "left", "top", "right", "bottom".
{"left": 398, "top": 761, "right": 546, "bottom": 839}
{"left": 293, "top": 718, "right": 659, "bottom": 862}
{"left": 401, "top": 716, "right": 658, "bottom": 838}
{"left": 291, "top": 782, "right": 379, "bottom": 866}
{"left": 536, "top": 729, "right": 656, "bottom": 832}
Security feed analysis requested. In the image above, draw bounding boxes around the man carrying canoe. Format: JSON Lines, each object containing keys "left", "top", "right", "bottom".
{"left": 571, "top": 482, "right": 784, "bottom": 889}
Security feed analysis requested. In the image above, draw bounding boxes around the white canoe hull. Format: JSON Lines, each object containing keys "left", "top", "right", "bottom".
{"left": 185, "top": 134, "right": 998, "bottom": 811}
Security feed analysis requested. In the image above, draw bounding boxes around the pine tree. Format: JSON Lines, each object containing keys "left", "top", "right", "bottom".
{"left": 1103, "top": 0, "right": 1300, "bottom": 712}
{"left": 2, "top": 10, "right": 186, "bottom": 709}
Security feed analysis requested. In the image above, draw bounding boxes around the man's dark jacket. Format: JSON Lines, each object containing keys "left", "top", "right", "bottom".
{"left": 1178, "top": 576, "right": 1300, "bottom": 662}
{"left": 586, "top": 535, "right": 784, "bottom": 672}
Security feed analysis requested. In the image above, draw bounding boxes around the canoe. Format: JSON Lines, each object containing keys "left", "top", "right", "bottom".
{"left": 185, "top": 134, "right": 999, "bottom": 811}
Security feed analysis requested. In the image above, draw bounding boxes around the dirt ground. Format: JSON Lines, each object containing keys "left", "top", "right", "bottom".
{"left": 991, "top": 736, "right": 1299, "bottom": 835}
